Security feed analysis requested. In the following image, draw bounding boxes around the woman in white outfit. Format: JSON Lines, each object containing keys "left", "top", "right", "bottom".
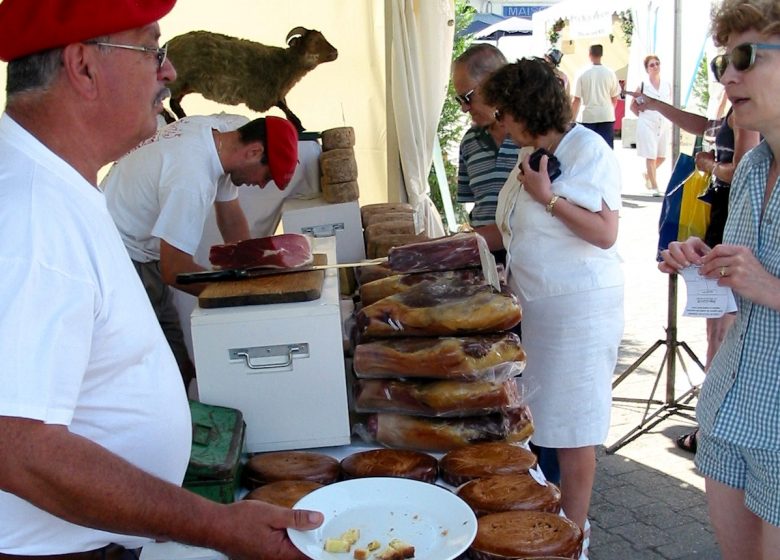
{"left": 631, "top": 55, "right": 673, "bottom": 195}
{"left": 481, "top": 58, "right": 625, "bottom": 534}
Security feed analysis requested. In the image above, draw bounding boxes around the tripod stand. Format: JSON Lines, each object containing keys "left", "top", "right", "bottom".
{"left": 606, "top": 274, "right": 705, "bottom": 454}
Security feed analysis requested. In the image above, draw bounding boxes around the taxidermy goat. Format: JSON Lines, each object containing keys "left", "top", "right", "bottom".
{"left": 165, "top": 27, "right": 338, "bottom": 131}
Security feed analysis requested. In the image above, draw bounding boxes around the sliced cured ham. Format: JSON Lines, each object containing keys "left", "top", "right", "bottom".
{"left": 359, "top": 268, "right": 485, "bottom": 306}
{"left": 387, "top": 232, "right": 486, "bottom": 274}
{"left": 208, "top": 233, "right": 312, "bottom": 269}
{"left": 356, "top": 280, "right": 522, "bottom": 338}
{"left": 353, "top": 333, "right": 525, "bottom": 379}
{"left": 353, "top": 378, "right": 522, "bottom": 417}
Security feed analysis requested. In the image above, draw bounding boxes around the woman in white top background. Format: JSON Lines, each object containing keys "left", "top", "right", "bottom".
{"left": 631, "top": 55, "right": 673, "bottom": 195}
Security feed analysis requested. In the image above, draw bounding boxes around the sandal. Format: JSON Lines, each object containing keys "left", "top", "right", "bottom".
{"left": 676, "top": 429, "right": 698, "bottom": 453}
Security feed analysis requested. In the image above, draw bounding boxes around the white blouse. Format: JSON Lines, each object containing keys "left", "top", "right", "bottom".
{"left": 495, "top": 124, "right": 624, "bottom": 302}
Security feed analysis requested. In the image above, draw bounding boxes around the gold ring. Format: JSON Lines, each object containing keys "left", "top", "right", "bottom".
{"left": 720, "top": 266, "right": 727, "bottom": 278}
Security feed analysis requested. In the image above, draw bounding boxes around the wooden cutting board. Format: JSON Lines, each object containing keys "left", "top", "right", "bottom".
{"left": 198, "top": 254, "right": 326, "bottom": 308}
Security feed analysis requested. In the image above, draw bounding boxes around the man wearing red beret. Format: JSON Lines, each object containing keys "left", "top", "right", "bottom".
{"left": 101, "top": 113, "right": 298, "bottom": 390}
{"left": 0, "top": 1, "right": 320, "bottom": 558}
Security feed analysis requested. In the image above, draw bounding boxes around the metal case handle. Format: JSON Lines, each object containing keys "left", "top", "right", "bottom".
{"left": 300, "top": 222, "right": 344, "bottom": 238}
{"left": 229, "top": 343, "right": 309, "bottom": 371}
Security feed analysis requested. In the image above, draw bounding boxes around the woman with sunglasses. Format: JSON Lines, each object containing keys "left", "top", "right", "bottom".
{"left": 482, "top": 58, "right": 624, "bottom": 546}
{"left": 659, "top": 1, "right": 780, "bottom": 557}
{"left": 630, "top": 55, "right": 672, "bottom": 195}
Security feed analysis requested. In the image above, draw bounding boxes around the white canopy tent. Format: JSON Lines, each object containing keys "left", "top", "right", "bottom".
{"left": 532, "top": 0, "right": 718, "bottom": 157}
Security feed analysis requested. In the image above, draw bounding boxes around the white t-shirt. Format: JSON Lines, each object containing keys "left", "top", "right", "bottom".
{"left": 574, "top": 64, "right": 620, "bottom": 123}
{"left": 495, "top": 124, "right": 624, "bottom": 302}
{"left": 0, "top": 114, "right": 191, "bottom": 554}
{"left": 102, "top": 115, "right": 243, "bottom": 262}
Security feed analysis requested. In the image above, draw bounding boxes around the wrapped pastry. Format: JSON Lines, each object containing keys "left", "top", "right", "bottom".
{"left": 353, "top": 333, "right": 525, "bottom": 380}
{"left": 356, "top": 280, "right": 522, "bottom": 338}
{"left": 354, "top": 408, "right": 534, "bottom": 453}
{"left": 352, "top": 378, "right": 521, "bottom": 418}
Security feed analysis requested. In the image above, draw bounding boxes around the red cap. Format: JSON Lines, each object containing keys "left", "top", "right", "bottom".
{"left": 0, "top": 0, "right": 177, "bottom": 62}
{"left": 265, "top": 116, "right": 299, "bottom": 189}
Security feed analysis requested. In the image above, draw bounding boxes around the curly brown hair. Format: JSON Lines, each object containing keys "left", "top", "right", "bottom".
{"left": 711, "top": 0, "right": 780, "bottom": 46}
{"left": 480, "top": 58, "right": 571, "bottom": 137}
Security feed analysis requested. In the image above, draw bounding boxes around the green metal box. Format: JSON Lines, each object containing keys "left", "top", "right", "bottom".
{"left": 183, "top": 400, "right": 246, "bottom": 503}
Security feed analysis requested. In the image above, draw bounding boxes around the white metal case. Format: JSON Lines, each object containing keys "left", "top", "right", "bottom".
{"left": 281, "top": 196, "right": 365, "bottom": 263}
{"left": 190, "top": 239, "right": 350, "bottom": 452}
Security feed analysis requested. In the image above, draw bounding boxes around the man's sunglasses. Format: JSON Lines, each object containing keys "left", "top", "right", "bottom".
{"left": 454, "top": 88, "right": 475, "bottom": 106}
{"left": 710, "top": 42, "right": 780, "bottom": 82}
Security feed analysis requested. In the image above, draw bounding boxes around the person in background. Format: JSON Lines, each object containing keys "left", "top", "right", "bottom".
{"left": 571, "top": 44, "right": 621, "bottom": 148}
{"left": 658, "top": 1, "right": 780, "bottom": 557}
{"left": 630, "top": 55, "right": 673, "bottom": 195}
{"left": 102, "top": 114, "right": 298, "bottom": 390}
{"left": 545, "top": 47, "right": 570, "bottom": 96}
{"left": 482, "top": 58, "right": 624, "bottom": 543}
{"left": 452, "top": 43, "right": 519, "bottom": 264}
{"left": 0, "top": 0, "right": 321, "bottom": 557}
{"left": 636, "top": 85, "right": 760, "bottom": 455}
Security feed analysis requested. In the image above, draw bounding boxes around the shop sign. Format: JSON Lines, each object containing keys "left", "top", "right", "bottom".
{"left": 502, "top": 5, "right": 546, "bottom": 19}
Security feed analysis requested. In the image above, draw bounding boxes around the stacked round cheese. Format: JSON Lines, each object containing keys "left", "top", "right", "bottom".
{"left": 320, "top": 127, "right": 359, "bottom": 203}
{"left": 359, "top": 202, "right": 422, "bottom": 259}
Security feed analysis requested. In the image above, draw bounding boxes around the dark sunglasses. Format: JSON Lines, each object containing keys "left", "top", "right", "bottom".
{"left": 454, "top": 88, "right": 475, "bottom": 106}
{"left": 710, "top": 42, "right": 780, "bottom": 81}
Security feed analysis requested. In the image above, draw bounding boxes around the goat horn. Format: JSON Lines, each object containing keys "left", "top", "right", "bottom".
{"left": 286, "top": 26, "right": 308, "bottom": 43}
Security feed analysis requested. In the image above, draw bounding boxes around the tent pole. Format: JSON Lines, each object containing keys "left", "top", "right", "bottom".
{"left": 671, "top": 0, "right": 682, "bottom": 162}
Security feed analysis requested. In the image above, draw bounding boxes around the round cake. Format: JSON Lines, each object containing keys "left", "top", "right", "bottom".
{"left": 243, "top": 480, "right": 323, "bottom": 508}
{"left": 470, "top": 511, "right": 582, "bottom": 560}
{"left": 243, "top": 451, "right": 340, "bottom": 489}
{"left": 340, "top": 448, "right": 438, "bottom": 483}
{"left": 439, "top": 442, "right": 538, "bottom": 486}
{"left": 456, "top": 473, "right": 561, "bottom": 515}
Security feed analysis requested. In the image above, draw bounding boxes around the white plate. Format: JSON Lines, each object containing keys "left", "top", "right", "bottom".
{"left": 288, "top": 477, "right": 477, "bottom": 560}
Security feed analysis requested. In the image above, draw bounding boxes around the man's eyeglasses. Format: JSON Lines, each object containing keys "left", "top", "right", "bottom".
{"left": 455, "top": 88, "right": 475, "bottom": 106}
{"left": 85, "top": 41, "right": 168, "bottom": 70}
{"left": 710, "top": 42, "right": 780, "bottom": 82}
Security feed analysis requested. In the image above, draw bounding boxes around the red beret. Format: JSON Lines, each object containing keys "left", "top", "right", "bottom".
{"left": 0, "top": 0, "right": 177, "bottom": 62}
{"left": 265, "top": 116, "right": 299, "bottom": 189}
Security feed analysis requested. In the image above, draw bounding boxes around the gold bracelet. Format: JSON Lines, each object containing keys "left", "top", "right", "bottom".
{"left": 545, "top": 195, "right": 560, "bottom": 216}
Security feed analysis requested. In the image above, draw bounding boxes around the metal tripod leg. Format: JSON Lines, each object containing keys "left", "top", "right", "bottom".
{"left": 606, "top": 274, "right": 704, "bottom": 454}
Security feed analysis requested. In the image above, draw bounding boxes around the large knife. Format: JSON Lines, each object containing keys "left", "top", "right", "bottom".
{"left": 176, "top": 257, "right": 389, "bottom": 284}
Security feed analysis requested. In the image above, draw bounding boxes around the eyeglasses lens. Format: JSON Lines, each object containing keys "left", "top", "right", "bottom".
{"left": 455, "top": 89, "right": 474, "bottom": 105}
{"left": 710, "top": 44, "right": 755, "bottom": 81}
{"left": 157, "top": 44, "right": 168, "bottom": 69}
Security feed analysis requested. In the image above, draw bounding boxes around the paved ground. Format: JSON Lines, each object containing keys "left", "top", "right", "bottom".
{"left": 588, "top": 138, "right": 721, "bottom": 559}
